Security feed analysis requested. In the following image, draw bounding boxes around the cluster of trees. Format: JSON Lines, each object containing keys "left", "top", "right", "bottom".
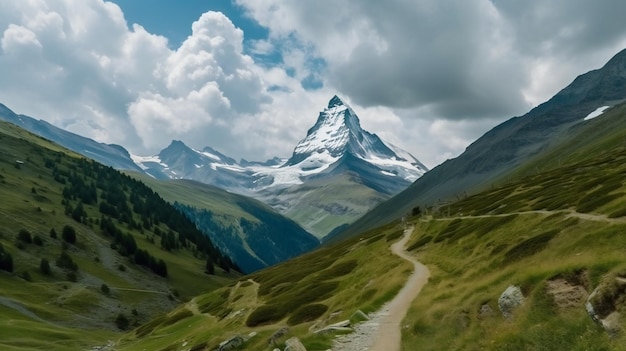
{"left": 100, "top": 216, "right": 167, "bottom": 277}
{"left": 0, "top": 244, "right": 13, "bottom": 272}
{"left": 43, "top": 153, "right": 238, "bottom": 275}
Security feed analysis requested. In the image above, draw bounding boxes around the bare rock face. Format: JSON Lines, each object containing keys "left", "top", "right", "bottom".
{"left": 284, "top": 337, "right": 307, "bottom": 351}
{"left": 218, "top": 335, "right": 244, "bottom": 351}
{"left": 546, "top": 278, "right": 588, "bottom": 309}
{"left": 498, "top": 285, "right": 525, "bottom": 319}
{"left": 268, "top": 327, "right": 289, "bottom": 346}
{"left": 586, "top": 277, "right": 626, "bottom": 337}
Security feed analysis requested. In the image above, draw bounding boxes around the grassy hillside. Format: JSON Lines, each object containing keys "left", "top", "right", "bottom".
{"left": 0, "top": 121, "right": 236, "bottom": 350}
{"left": 113, "top": 223, "right": 413, "bottom": 351}
{"left": 116, "top": 121, "right": 626, "bottom": 350}
{"left": 400, "top": 143, "right": 626, "bottom": 350}
{"left": 259, "top": 172, "right": 388, "bottom": 239}
{"left": 132, "top": 175, "right": 320, "bottom": 273}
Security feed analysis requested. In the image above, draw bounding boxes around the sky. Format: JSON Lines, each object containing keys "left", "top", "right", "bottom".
{"left": 1, "top": 1, "right": 626, "bottom": 168}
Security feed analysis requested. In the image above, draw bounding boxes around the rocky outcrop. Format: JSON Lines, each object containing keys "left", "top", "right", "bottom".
{"left": 284, "top": 337, "right": 307, "bottom": 351}
{"left": 314, "top": 319, "right": 352, "bottom": 334}
{"left": 498, "top": 285, "right": 524, "bottom": 319}
{"left": 268, "top": 327, "right": 289, "bottom": 346}
{"left": 586, "top": 276, "right": 626, "bottom": 336}
{"left": 218, "top": 335, "right": 244, "bottom": 351}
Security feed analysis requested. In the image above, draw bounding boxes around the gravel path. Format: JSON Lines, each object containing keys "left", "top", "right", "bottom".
{"left": 332, "top": 226, "right": 429, "bottom": 351}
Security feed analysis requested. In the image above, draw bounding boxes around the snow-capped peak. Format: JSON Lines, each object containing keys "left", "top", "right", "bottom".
{"left": 280, "top": 95, "right": 428, "bottom": 184}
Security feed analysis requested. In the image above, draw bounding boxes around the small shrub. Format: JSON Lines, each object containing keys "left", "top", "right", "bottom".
{"left": 17, "top": 229, "right": 32, "bottom": 244}
{"left": 118, "top": 264, "right": 126, "bottom": 272}
{"left": 324, "top": 259, "right": 358, "bottom": 278}
{"left": 49, "top": 228, "right": 57, "bottom": 239}
{"left": 62, "top": 225, "right": 77, "bottom": 244}
{"left": 287, "top": 304, "right": 328, "bottom": 325}
{"left": 246, "top": 305, "right": 283, "bottom": 327}
{"left": 386, "top": 230, "right": 404, "bottom": 242}
{"left": 20, "top": 271, "right": 32, "bottom": 282}
{"left": 101, "top": 284, "right": 110, "bottom": 295}
{"left": 56, "top": 251, "right": 78, "bottom": 271}
{"left": 66, "top": 271, "right": 78, "bottom": 282}
{"left": 115, "top": 313, "right": 130, "bottom": 330}
{"left": 503, "top": 230, "right": 559, "bottom": 264}
{"left": 162, "top": 309, "right": 193, "bottom": 327}
{"left": 33, "top": 235, "right": 43, "bottom": 246}
{"left": 40, "top": 258, "right": 51, "bottom": 275}
{"left": 0, "top": 245, "right": 14, "bottom": 272}
{"left": 408, "top": 235, "right": 433, "bottom": 251}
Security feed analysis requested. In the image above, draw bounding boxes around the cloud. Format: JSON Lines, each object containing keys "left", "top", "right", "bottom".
{"left": 236, "top": 0, "right": 626, "bottom": 121}
{"left": 2, "top": 0, "right": 626, "bottom": 168}
{"left": 0, "top": 1, "right": 277, "bottom": 158}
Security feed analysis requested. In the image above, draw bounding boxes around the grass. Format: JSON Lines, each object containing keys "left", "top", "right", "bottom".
{"left": 0, "top": 121, "right": 236, "bottom": 348}
{"left": 115, "top": 222, "right": 413, "bottom": 350}
{"left": 399, "top": 144, "right": 626, "bottom": 350}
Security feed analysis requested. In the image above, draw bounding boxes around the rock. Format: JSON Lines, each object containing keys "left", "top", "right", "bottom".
{"left": 350, "top": 309, "right": 370, "bottom": 322}
{"left": 218, "top": 335, "right": 244, "bottom": 351}
{"left": 284, "top": 337, "right": 307, "bottom": 351}
{"left": 498, "top": 285, "right": 524, "bottom": 319}
{"left": 268, "top": 327, "right": 289, "bottom": 346}
{"left": 601, "top": 312, "right": 622, "bottom": 337}
{"left": 313, "top": 319, "right": 352, "bottom": 334}
{"left": 478, "top": 303, "right": 494, "bottom": 319}
{"left": 545, "top": 278, "right": 588, "bottom": 309}
{"left": 586, "top": 282, "right": 623, "bottom": 336}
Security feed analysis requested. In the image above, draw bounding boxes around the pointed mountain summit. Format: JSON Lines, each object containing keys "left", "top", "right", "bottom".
{"left": 287, "top": 95, "right": 400, "bottom": 166}
{"left": 283, "top": 95, "right": 427, "bottom": 186}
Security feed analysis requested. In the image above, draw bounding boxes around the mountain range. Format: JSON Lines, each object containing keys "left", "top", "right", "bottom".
{"left": 339, "top": 48, "right": 626, "bottom": 240}
{"left": 0, "top": 95, "right": 427, "bottom": 239}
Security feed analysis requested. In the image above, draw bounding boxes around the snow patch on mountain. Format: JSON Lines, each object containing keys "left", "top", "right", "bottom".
{"left": 584, "top": 106, "right": 611, "bottom": 121}
{"left": 132, "top": 95, "right": 428, "bottom": 195}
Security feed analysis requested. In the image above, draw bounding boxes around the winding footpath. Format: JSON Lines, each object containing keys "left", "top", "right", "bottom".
{"left": 333, "top": 226, "right": 430, "bottom": 351}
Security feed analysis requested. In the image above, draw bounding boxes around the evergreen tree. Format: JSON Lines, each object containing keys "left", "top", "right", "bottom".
{"left": 40, "top": 258, "right": 51, "bottom": 275}
{"left": 0, "top": 245, "right": 13, "bottom": 272}
{"left": 205, "top": 258, "right": 215, "bottom": 275}
{"left": 62, "top": 225, "right": 77, "bottom": 244}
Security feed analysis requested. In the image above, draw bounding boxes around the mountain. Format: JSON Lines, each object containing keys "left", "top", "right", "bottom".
{"left": 130, "top": 174, "right": 320, "bottom": 273}
{"left": 135, "top": 96, "right": 428, "bottom": 238}
{"left": 119, "top": 125, "right": 626, "bottom": 350}
{"left": 339, "top": 48, "right": 626, "bottom": 240}
{"left": 0, "top": 104, "right": 143, "bottom": 173}
{"left": 0, "top": 120, "right": 238, "bottom": 349}
{"left": 0, "top": 104, "right": 318, "bottom": 273}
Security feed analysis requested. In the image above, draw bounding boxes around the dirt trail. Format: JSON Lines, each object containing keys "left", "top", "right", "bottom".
{"left": 369, "top": 227, "right": 429, "bottom": 351}
{"left": 332, "top": 226, "right": 429, "bottom": 351}
{"left": 428, "top": 209, "right": 626, "bottom": 224}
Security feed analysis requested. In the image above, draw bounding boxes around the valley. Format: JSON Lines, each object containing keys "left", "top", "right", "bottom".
{"left": 0, "top": 42, "right": 626, "bottom": 351}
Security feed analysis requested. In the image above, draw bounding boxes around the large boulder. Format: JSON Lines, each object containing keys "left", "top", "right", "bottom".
{"left": 498, "top": 285, "right": 524, "bottom": 319}
{"left": 268, "top": 327, "right": 289, "bottom": 346}
{"left": 586, "top": 277, "right": 626, "bottom": 336}
{"left": 218, "top": 335, "right": 244, "bottom": 351}
{"left": 284, "top": 337, "right": 307, "bottom": 351}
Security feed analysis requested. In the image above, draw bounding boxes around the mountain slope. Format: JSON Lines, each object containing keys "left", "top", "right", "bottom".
{"left": 340, "top": 48, "right": 626, "bottom": 240}
{"left": 129, "top": 175, "right": 320, "bottom": 273}
{"left": 0, "top": 104, "right": 143, "bottom": 173}
{"left": 0, "top": 121, "right": 237, "bottom": 350}
{"left": 136, "top": 96, "right": 428, "bottom": 238}
{"left": 116, "top": 136, "right": 626, "bottom": 350}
